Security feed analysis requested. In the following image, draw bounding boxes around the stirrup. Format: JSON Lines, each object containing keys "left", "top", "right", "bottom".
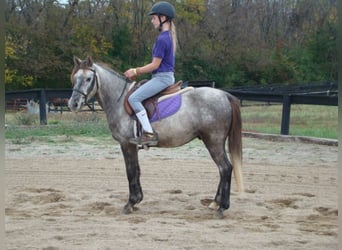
{"left": 129, "top": 131, "right": 158, "bottom": 146}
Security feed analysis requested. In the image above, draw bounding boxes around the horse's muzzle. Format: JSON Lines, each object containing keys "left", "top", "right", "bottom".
{"left": 68, "top": 98, "right": 83, "bottom": 112}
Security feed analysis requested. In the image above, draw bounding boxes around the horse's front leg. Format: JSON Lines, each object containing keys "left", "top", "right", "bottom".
{"left": 120, "top": 143, "right": 143, "bottom": 214}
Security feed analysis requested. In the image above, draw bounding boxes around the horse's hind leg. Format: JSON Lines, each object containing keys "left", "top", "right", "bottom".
{"left": 203, "top": 139, "right": 232, "bottom": 218}
{"left": 120, "top": 144, "right": 143, "bottom": 214}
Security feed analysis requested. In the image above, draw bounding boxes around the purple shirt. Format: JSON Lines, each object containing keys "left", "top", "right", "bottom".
{"left": 152, "top": 31, "right": 175, "bottom": 74}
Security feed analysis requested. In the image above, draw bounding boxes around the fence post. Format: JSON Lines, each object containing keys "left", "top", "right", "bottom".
{"left": 39, "top": 89, "right": 47, "bottom": 125}
{"left": 281, "top": 94, "right": 291, "bottom": 135}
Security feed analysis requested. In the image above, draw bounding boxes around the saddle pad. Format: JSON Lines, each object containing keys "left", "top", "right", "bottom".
{"left": 150, "top": 94, "right": 181, "bottom": 122}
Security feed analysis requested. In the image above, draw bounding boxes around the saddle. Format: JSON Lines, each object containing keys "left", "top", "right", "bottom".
{"left": 124, "top": 80, "right": 183, "bottom": 119}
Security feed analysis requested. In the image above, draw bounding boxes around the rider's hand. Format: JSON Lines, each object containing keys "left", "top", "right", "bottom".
{"left": 124, "top": 68, "right": 137, "bottom": 81}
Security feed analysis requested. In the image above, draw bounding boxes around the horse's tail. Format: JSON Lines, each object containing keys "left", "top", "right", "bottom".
{"left": 227, "top": 93, "right": 244, "bottom": 193}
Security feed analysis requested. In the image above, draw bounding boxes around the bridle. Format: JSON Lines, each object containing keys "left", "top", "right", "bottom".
{"left": 72, "top": 68, "right": 99, "bottom": 111}
{"left": 72, "top": 66, "right": 129, "bottom": 110}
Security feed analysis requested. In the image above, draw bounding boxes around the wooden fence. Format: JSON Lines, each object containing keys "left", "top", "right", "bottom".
{"left": 5, "top": 89, "right": 72, "bottom": 125}
{"left": 5, "top": 81, "right": 338, "bottom": 135}
{"left": 223, "top": 81, "right": 338, "bottom": 135}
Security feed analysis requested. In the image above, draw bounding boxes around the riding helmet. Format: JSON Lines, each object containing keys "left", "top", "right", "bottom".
{"left": 149, "top": 1, "right": 176, "bottom": 19}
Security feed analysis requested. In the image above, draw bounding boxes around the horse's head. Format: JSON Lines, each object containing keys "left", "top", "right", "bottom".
{"left": 68, "top": 56, "right": 99, "bottom": 112}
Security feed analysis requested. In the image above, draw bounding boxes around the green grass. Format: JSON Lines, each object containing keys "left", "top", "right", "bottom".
{"left": 241, "top": 103, "right": 338, "bottom": 139}
{"left": 5, "top": 103, "right": 338, "bottom": 142}
{"left": 5, "top": 112, "right": 111, "bottom": 141}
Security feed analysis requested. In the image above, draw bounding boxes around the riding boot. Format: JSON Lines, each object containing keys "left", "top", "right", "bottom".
{"left": 130, "top": 131, "right": 159, "bottom": 146}
{"left": 130, "top": 109, "right": 158, "bottom": 145}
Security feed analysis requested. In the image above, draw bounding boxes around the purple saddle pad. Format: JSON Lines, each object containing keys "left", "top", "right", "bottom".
{"left": 150, "top": 94, "right": 182, "bottom": 122}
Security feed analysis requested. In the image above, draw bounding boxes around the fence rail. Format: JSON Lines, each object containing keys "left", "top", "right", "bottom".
{"left": 224, "top": 81, "right": 338, "bottom": 135}
{"left": 5, "top": 89, "right": 72, "bottom": 125}
{"left": 5, "top": 81, "right": 338, "bottom": 135}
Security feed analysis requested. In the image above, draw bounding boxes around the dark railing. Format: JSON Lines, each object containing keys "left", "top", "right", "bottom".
{"left": 5, "top": 81, "right": 338, "bottom": 135}
{"left": 224, "top": 81, "right": 338, "bottom": 135}
{"left": 184, "top": 80, "right": 216, "bottom": 88}
{"left": 5, "top": 89, "right": 72, "bottom": 125}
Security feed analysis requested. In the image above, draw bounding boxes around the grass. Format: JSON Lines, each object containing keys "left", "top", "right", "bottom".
{"left": 5, "top": 103, "right": 338, "bottom": 143}
{"left": 5, "top": 112, "right": 111, "bottom": 141}
{"left": 241, "top": 103, "right": 338, "bottom": 139}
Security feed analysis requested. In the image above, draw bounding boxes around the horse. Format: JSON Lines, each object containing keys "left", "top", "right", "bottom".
{"left": 68, "top": 56, "right": 244, "bottom": 218}
{"left": 49, "top": 98, "right": 69, "bottom": 113}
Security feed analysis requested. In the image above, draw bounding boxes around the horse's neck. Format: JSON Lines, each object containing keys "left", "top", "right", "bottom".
{"left": 94, "top": 65, "right": 129, "bottom": 119}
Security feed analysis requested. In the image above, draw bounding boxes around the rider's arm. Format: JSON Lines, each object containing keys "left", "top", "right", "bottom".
{"left": 137, "top": 57, "right": 162, "bottom": 75}
{"left": 124, "top": 57, "right": 162, "bottom": 80}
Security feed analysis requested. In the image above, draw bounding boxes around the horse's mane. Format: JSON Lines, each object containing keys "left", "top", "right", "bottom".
{"left": 94, "top": 62, "right": 128, "bottom": 81}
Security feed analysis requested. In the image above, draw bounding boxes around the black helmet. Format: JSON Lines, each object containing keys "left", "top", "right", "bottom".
{"left": 149, "top": 1, "right": 175, "bottom": 19}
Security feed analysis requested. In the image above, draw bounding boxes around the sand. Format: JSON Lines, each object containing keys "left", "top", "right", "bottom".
{"left": 5, "top": 135, "right": 338, "bottom": 249}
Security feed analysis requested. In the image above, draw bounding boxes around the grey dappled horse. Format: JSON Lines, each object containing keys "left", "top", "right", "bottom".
{"left": 68, "top": 56, "right": 244, "bottom": 218}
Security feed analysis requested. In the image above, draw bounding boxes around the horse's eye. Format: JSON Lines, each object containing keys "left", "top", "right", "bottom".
{"left": 86, "top": 77, "right": 91, "bottom": 82}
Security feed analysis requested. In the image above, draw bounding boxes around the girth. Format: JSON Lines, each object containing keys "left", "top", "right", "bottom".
{"left": 124, "top": 80, "right": 183, "bottom": 118}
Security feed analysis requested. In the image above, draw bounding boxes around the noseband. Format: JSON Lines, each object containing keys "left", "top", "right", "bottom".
{"left": 73, "top": 68, "right": 99, "bottom": 110}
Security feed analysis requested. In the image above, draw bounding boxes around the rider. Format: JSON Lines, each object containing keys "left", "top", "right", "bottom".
{"left": 124, "top": 1, "right": 177, "bottom": 146}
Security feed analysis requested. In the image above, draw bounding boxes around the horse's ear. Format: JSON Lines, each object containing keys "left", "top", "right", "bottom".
{"left": 86, "top": 56, "right": 93, "bottom": 66}
{"left": 73, "top": 56, "right": 82, "bottom": 66}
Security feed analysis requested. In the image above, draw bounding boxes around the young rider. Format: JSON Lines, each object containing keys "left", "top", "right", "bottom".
{"left": 124, "top": 1, "right": 177, "bottom": 146}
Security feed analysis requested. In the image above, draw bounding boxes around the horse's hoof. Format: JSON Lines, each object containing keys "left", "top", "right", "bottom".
{"left": 208, "top": 201, "right": 220, "bottom": 210}
{"left": 215, "top": 209, "right": 225, "bottom": 219}
{"left": 122, "top": 205, "right": 133, "bottom": 214}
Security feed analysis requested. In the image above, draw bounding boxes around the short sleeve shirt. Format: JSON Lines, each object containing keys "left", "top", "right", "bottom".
{"left": 152, "top": 31, "right": 175, "bottom": 74}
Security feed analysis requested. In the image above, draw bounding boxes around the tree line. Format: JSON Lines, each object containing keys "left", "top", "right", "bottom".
{"left": 5, "top": 0, "right": 337, "bottom": 90}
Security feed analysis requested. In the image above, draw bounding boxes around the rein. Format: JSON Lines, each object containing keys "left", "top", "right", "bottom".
{"left": 117, "top": 80, "right": 129, "bottom": 103}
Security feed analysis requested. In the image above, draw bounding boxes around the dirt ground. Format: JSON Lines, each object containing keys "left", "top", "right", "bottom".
{"left": 5, "top": 135, "right": 338, "bottom": 250}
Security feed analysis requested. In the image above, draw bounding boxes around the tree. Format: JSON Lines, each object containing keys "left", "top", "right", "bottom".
{"left": 4, "top": 0, "right": 337, "bottom": 90}
{"left": 5, "top": 35, "right": 34, "bottom": 90}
